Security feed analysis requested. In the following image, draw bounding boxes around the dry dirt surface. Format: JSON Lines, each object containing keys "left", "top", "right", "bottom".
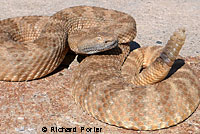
{"left": 0, "top": 0, "right": 200, "bottom": 134}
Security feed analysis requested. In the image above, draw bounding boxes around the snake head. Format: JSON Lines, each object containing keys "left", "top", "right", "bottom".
{"left": 68, "top": 28, "right": 118, "bottom": 54}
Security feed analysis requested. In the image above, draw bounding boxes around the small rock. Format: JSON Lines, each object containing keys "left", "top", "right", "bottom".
{"left": 156, "top": 41, "right": 162, "bottom": 44}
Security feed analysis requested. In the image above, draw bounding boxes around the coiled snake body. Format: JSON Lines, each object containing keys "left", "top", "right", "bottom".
{"left": 0, "top": 6, "right": 199, "bottom": 130}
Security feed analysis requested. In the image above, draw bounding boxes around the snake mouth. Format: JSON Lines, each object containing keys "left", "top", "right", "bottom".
{"left": 80, "top": 40, "right": 118, "bottom": 54}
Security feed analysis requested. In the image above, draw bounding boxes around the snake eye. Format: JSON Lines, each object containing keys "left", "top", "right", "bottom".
{"left": 105, "top": 40, "right": 109, "bottom": 43}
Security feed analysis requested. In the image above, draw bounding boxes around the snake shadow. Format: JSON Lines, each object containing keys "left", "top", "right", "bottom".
{"left": 44, "top": 41, "right": 140, "bottom": 78}
{"left": 77, "top": 41, "right": 141, "bottom": 61}
{"left": 45, "top": 41, "right": 185, "bottom": 81}
{"left": 44, "top": 51, "right": 77, "bottom": 78}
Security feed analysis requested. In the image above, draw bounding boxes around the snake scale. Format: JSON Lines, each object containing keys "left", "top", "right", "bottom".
{"left": 0, "top": 6, "right": 199, "bottom": 130}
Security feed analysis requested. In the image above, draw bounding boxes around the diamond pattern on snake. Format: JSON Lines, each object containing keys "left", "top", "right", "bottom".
{"left": 0, "top": 6, "right": 199, "bottom": 130}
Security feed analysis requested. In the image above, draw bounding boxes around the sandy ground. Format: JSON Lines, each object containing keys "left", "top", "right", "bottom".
{"left": 0, "top": 0, "right": 200, "bottom": 57}
{"left": 0, "top": 0, "right": 200, "bottom": 134}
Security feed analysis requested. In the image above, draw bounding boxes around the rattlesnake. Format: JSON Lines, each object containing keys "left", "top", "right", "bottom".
{"left": 0, "top": 6, "right": 135, "bottom": 81}
{"left": 0, "top": 6, "right": 199, "bottom": 130}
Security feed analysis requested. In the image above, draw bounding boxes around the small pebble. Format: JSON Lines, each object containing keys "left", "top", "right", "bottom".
{"left": 156, "top": 41, "right": 162, "bottom": 44}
